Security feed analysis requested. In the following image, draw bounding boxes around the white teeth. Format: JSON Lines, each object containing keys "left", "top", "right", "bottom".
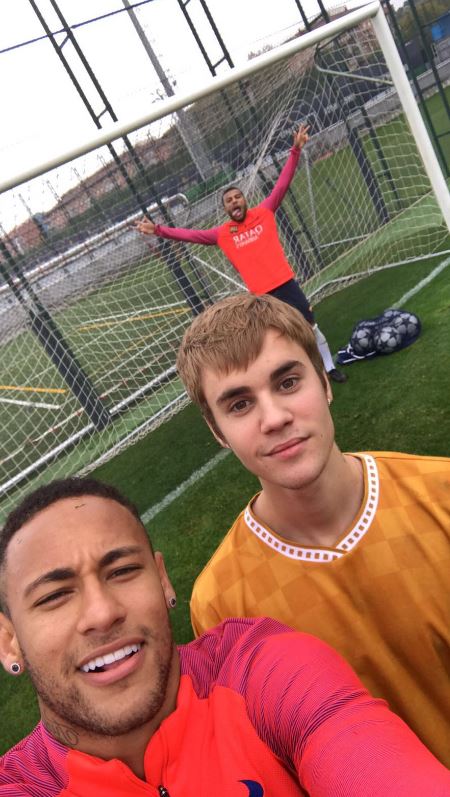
{"left": 80, "top": 643, "right": 141, "bottom": 673}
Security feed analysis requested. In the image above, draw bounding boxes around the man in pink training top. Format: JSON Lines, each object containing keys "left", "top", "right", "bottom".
{"left": 1, "top": 477, "right": 450, "bottom": 796}
{"left": 135, "top": 124, "right": 347, "bottom": 384}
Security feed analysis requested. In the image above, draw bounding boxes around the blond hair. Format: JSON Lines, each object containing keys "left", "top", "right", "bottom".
{"left": 177, "top": 293, "right": 326, "bottom": 431}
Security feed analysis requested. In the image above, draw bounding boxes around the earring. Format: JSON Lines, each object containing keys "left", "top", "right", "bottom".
{"left": 328, "top": 397, "right": 332, "bottom": 405}
{"left": 168, "top": 597, "right": 177, "bottom": 609}
{"left": 10, "top": 662, "right": 21, "bottom": 675}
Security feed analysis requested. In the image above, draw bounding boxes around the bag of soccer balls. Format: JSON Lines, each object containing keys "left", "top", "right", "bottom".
{"left": 336, "top": 309, "right": 421, "bottom": 365}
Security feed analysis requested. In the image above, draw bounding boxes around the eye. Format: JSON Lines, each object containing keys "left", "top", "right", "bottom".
{"left": 229, "top": 398, "right": 251, "bottom": 413}
{"left": 108, "top": 564, "right": 143, "bottom": 580}
{"left": 279, "top": 375, "right": 300, "bottom": 391}
{"left": 34, "top": 589, "right": 72, "bottom": 608}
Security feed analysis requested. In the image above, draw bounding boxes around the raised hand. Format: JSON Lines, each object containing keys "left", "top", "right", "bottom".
{"left": 133, "top": 217, "right": 156, "bottom": 235}
{"left": 293, "top": 123, "right": 310, "bottom": 150}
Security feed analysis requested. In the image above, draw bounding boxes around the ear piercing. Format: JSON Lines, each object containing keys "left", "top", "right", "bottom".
{"left": 10, "top": 662, "right": 21, "bottom": 675}
{"left": 168, "top": 597, "right": 177, "bottom": 609}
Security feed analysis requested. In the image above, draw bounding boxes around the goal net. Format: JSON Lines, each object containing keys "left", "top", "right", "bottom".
{"left": 0, "top": 4, "right": 449, "bottom": 518}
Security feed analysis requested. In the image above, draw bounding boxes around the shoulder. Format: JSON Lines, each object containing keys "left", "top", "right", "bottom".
{"left": 0, "top": 724, "right": 68, "bottom": 795}
{"left": 191, "top": 505, "right": 250, "bottom": 592}
{"left": 357, "top": 452, "right": 450, "bottom": 533}
{"left": 360, "top": 450, "right": 450, "bottom": 477}
{"left": 179, "top": 617, "right": 330, "bottom": 696}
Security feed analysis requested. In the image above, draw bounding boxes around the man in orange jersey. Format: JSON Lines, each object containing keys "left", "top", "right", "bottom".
{"left": 135, "top": 123, "right": 347, "bottom": 384}
{"left": 2, "top": 478, "right": 449, "bottom": 796}
{"left": 176, "top": 293, "right": 450, "bottom": 766}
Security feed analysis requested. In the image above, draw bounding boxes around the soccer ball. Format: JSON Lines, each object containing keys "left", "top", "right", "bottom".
{"left": 396, "top": 311, "right": 420, "bottom": 338}
{"left": 382, "top": 309, "right": 398, "bottom": 322}
{"left": 373, "top": 324, "right": 402, "bottom": 354}
{"left": 350, "top": 324, "right": 375, "bottom": 356}
{"left": 383, "top": 309, "right": 421, "bottom": 341}
{"left": 390, "top": 313, "right": 408, "bottom": 338}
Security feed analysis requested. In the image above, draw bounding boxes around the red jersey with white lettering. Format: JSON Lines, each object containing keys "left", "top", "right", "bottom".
{"left": 216, "top": 205, "right": 294, "bottom": 293}
{"left": 154, "top": 148, "right": 301, "bottom": 294}
{"left": 2, "top": 618, "right": 449, "bottom": 797}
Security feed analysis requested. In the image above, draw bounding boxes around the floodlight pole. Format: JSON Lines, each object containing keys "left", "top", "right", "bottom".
{"left": 122, "top": 0, "right": 215, "bottom": 180}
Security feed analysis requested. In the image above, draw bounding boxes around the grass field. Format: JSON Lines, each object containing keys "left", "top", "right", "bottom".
{"left": 1, "top": 246, "right": 450, "bottom": 754}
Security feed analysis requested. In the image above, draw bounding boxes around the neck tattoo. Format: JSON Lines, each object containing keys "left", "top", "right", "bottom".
{"left": 42, "top": 716, "right": 79, "bottom": 747}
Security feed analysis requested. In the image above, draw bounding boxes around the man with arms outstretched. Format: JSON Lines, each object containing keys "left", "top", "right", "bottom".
{"left": 135, "top": 124, "right": 346, "bottom": 383}
{"left": 1, "top": 477, "right": 449, "bottom": 795}
{"left": 176, "top": 293, "right": 450, "bottom": 766}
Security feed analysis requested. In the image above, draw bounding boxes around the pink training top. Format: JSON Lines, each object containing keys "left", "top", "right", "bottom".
{"left": 2, "top": 617, "right": 450, "bottom": 796}
{"left": 154, "top": 148, "right": 301, "bottom": 293}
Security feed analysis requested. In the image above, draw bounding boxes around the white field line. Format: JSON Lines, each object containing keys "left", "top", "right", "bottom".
{"left": 0, "top": 397, "right": 61, "bottom": 410}
{"left": 392, "top": 255, "right": 450, "bottom": 307}
{"left": 141, "top": 449, "right": 230, "bottom": 524}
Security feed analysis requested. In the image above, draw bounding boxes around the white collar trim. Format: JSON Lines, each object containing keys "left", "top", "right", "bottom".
{"left": 243, "top": 454, "right": 379, "bottom": 563}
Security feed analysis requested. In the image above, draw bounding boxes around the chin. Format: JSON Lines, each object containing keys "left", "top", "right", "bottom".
{"left": 265, "top": 464, "right": 323, "bottom": 491}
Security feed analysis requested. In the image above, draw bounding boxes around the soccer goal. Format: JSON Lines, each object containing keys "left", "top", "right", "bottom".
{"left": 0, "top": 1, "right": 449, "bottom": 517}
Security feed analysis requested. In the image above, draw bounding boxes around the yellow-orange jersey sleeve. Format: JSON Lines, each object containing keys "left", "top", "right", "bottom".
{"left": 190, "top": 451, "right": 450, "bottom": 766}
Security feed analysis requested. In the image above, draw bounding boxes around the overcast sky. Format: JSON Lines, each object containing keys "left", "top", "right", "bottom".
{"left": 0, "top": 0, "right": 377, "bottom": 230}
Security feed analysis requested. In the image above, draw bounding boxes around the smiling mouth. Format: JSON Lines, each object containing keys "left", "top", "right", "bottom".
{"left": 80, "top": 643, "right": 141, "bottom": 673}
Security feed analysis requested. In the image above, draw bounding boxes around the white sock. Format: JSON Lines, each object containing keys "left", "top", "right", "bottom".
{"left": 313, "top": 324, "right": 335, "bottom": 373}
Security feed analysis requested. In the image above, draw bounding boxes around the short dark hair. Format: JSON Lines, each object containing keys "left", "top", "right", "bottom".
{"left": 222, "top": 185, "right": 244, "bottom": 204}
{"left": 0, "top": 477, "right": 148, "bottom": 616}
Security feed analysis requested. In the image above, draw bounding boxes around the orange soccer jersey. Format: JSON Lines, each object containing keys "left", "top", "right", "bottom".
{"left": 216, "top": 206, "right": 294, "bottom": 294}
{"left": 190, "top": 452, "right": 450, "bottom": 765}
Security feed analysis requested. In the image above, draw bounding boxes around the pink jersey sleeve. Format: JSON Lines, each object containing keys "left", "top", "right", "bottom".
{"left": 181, "top": 618, "right": 450, "bottom": 796}
{"left": 260, "top": 147, "right": 301, "bottom": 212}
{"left": 154, "top": 224, "right": 219, "bottom": 246}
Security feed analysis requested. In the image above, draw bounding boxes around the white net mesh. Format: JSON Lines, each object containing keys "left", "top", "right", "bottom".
{"left": 1, "top": 12, "right": 449, "bottom": 518}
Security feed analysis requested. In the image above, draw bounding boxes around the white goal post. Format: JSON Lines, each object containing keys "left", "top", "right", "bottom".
{"left": 0, "top": 1, "right": 449, "bottom": 518}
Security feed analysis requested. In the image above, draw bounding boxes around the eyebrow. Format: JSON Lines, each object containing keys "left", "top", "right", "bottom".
{"left": 23, "top": 545, "right": 144, "bottom": 599}
{"left": 216, "top": 360, "right": 305, "bottom": 406}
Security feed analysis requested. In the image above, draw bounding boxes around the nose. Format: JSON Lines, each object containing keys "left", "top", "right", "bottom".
{"left": 259, "top": 394, "right": 292, "bottom": 434}
{"left": 76, "top": 580, "right": 126, "bottom": 635}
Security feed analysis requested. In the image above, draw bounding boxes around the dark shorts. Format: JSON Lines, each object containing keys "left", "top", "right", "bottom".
{"left": 268, "top": 280, "right": 315, "bottom": 325}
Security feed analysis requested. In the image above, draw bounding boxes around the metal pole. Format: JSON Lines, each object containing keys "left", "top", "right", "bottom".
{"left": 407, "top": 0, "right": 450, "bottom": 124}
{"left": 372, "top": 6, "right": 450, "bottom": 230}
{"left": 382, "top": 0, "right": 448, "bottom": 176}
{"left": 0, "top": 244, "right": 111, "bottom": 429}
{"left": 122, "top": 0, "right": 215, "bottom": 180}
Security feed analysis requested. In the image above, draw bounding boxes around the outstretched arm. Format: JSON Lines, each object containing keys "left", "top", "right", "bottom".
{"left": 251, "top": 629, "right": 450, "bottom": 796}
{"left": 205, "top": 619, "right": 450, "bottom": 797}
{"left": 261, "top": 123, "right": 309, "bottom": 212}
{"left": 134, "top": 217, "right": 219, "bottom": 246}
